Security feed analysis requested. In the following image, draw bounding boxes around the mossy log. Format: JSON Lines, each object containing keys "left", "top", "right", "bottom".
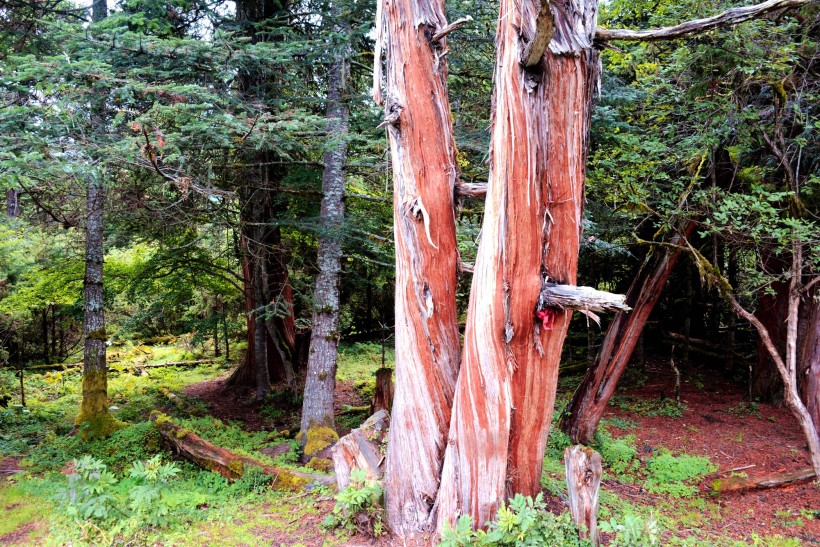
{"left": 710, "top": 467, "right": 815, "bottom": 493}
{"left": 332, "top": 410, "right": 389, "bottom": 490}
{"left": 150, "top": 412, "right": 335, "bottom": 490}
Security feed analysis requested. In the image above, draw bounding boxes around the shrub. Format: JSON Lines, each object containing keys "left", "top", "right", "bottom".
{"left": 322, "top": 468, "right": 384, "bottom": 537}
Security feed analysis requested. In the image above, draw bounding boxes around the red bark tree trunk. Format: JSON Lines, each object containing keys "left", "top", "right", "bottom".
{"left": 799, "top": 287, "right": 820, "bottom": 428}
{"left": 561, "top": 221, "right": 696, "bottom": 444}
{"left": 378, "top": 0, "right": 463, "bottom": 535}
{"left": 436, "top": 0, "right": 598, "bottom": 529}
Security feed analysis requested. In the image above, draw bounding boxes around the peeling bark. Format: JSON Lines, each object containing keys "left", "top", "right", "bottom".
{"left": 379, "top": 0, "right": 462, "bottom": 535}
{"left": 437, "top": 0, "right": 598, "bottom": 529}
{"left": 561, "top": 221, "right": 696, "bottom": 444}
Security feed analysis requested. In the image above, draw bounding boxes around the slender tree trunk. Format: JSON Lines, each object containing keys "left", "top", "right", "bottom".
{"left": 41, "top": 307, "right": 49, "bottom": 365}
{"left": 299, "top": 13, "right": 349, "bottom": 437}
{"left": 253, "top": 246, "right": 270, "bottom": 400}
{"left": 561, "top": 222, "right": 695, "bottom": 444}
{"left": 76, "top": 175, "right": 121, "bottom": 439}
{"left": 379, "top": 0, "right": 462, "bottom": 535}
{"left": 437, "top": 0, "right": 598, "bottom": 529}
{"left": 6, "top": 189, "right": 19, "bottom": 218}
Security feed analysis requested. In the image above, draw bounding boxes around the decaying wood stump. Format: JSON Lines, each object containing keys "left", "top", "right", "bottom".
{"left": 370, "top": 368, "right": 394, "bottom": 414}
{"left": 565, "top": 445, "right": 603, "bottom": 546}
{"left": 332, "top": 410, "right": 389, "bottom": 490}
{"left": 150, "top": 412, "right": 334, "bottom": 490}
{"left": 711, "top": 467, "right": 816, "bottom": 493}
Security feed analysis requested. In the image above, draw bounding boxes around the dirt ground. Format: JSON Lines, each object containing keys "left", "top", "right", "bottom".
{"left": 181, "top": 366, "right": 820, "bottom": 545}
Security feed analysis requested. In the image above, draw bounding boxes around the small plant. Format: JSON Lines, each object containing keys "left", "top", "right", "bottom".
{"left": 322, "top": 468, "right": 385, "bottom": 537}
{"left": 595, "top": 433, "right": 639, "bottom": 475}
{"left": 599, "top": 513, "right": 660, "bottom": 546}
{"left": 127, "top": 454, "right": 181, "bottom": 526}
{"left": 440, "top": 493, "right": 591, "bottom": 546}
{"left": 56, "top": 455, "right": 119, "bottom": 520}
{"left": 644, "top": 450, "right": 715, "bottom": 498}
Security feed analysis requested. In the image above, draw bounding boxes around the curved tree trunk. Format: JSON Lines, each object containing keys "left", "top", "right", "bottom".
{"left": 437, "top": 0, "right": 598, "bottom": 529}
{"left": 379, "top": 0, "right": 463, "bottom": 535}
{"left": 561, "top": 221, "right": 696, "bottom": 444}
{"left": 300, "top": 11, "right": 349, "bottom": 436}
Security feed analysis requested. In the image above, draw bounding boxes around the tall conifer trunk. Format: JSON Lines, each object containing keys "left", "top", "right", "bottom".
{"left": 300, "top": 9, "right": 349, "bottom": 436}
{"left": 437, "top": 0, "right": 598, "bottom": 528}
{"left": 561, "top": 221, "right": 695, "bottom": 444}
{"left": 379, "top": 0, "right": 462, "bottom": 535}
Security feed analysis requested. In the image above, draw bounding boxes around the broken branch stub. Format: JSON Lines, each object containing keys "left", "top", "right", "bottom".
{"left": 538, "top": 282, "right": 631, "bottom": 314}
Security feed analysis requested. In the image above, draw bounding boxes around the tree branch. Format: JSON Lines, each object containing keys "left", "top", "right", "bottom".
{"left": 595, "top": 0, "right": 810, "bottom": 42}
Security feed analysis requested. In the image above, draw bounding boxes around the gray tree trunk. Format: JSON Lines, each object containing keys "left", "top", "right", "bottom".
{"left": 5, "top": 189, "right": 19, "bottom": 218}
{"left": 300, "top": 15, "right": 349, "bottom": 436}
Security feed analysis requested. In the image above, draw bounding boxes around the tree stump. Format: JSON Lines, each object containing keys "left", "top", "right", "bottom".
{"left": 370, "top": 368, "right": 394, "bottom": 414}
{"left": 332, "top": 410, "right": 389, "bottom": 489}
{"left": 565, "top": 445, "right": 603, "bottom": 546}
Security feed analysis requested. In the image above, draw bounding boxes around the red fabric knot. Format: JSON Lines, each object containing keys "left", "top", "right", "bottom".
{"left": 536, "top": 308, "right": 556, "bottom": 331}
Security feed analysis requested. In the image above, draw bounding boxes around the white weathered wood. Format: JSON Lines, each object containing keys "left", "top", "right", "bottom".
{"left": 565, "top": 445, "right": 603, "bottom": 546}
{"left": 538, "top": 282, "right": 631, "bottom": 313}
{"left": 596, "top": 0, "right": 809, "bottom": 42}
{"left": 332, "top": 410, "right": 389, "bottom": 490}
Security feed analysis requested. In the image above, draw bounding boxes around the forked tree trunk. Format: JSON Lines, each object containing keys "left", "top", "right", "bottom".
{"left": 437, "top": 0, "right": 598, "bottom": 529}
{"left": 378, "top": 0, "right": 463, "bottom": 535}
{"left": 300, "top": 14, "right": 349, "bottom": 436}
{"left": 561, "top": 222, "right": 695, "bottom": 444}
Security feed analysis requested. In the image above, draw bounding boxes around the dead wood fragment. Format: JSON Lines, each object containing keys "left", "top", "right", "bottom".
{"left": 370, "top": 368, "right": 394, "bottom": 415}
{"left": 150, "top": 412, "right": 334, "bottom": 490}
{"left": 565, "top": 445, "right": 603, "bottom": 546}
{"left": 332, "top": 410, "right": 389, "bottom": 490}
{"left": 710, "top": 467, "right": 815, "bottom": 493}
{"left": 539, "top": 282, "right": 631, "bottom": 314}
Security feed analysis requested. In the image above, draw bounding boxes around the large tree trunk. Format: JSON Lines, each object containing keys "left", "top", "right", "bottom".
{"left": 379, "top": 0, "right": 463, "bottom": 535}
{"left": 300, "top": 12, "right": 349, "bottom": 436}
{"left": 437, "top": 0, "right": 598, "bottom": 529}
{"left": 561, "top": 221, "right": 695, "bottom": 444}
{"left": 75, "top": 175, "right": 121, "bottom": 440}
{"left": 799, "top": 287, "right": 820, "bottom": 428}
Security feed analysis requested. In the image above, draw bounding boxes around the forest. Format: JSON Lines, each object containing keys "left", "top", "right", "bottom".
{"left": 0, "top": 0, "right": 818, "bottom": 544}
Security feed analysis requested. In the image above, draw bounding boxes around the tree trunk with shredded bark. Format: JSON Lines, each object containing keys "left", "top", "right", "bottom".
{"left": 437, "top": 0, "right": 598, "bottom": 529}
{"left": 378, "top": 0, "right": 463, "bottom": 535}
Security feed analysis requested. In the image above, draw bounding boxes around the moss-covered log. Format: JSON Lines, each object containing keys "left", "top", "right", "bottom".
{"left": 710, "top": 467, "right": 815, "bottom": 493}
{"left": 150, "top": 412, "right": 335, "bottom": 490}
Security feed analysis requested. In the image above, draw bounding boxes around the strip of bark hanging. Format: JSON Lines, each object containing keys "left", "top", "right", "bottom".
{"left": 521, "top": 0, "right": 555, "bottom": 67}
{"left": 710, "top": 467, "right": 815, "bottom": 493}
{"left": 596, "top": 0, "right": 810, "bottom": 42}
{"left": 150, "top": 412, "right": 334, "bottom": 489}
{"left": 538, "top": 282, "right": 631, "bottom": 313}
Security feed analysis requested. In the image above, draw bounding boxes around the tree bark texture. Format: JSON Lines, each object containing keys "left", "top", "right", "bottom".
{"left": 5, "top": 189, "right": 19, "bottom": 218}
{"left": 332, "top": 410, "right": 389, "bottom": 490}
{"left": 300, "top": 16, "right": 349, "bottom": 436}
{"left": 561, "top": 221, "right": 695, "bottom": 444}
{"left": 799, "top": 287, "right": 820, "bottom": 428}
{"left": 437, "top": 0, "right": 598, "bottom": 529}
{"left": 370, "top": 367, "right": 394, "bottom": 415}
{"left": 76, "top": 175, "right": 120, "bottom": 439}
{"left": 379, "top": 0, "right": 463, "bottom": 535}
{"left": 565, "top": 445, "right": 603, "bottom": 546}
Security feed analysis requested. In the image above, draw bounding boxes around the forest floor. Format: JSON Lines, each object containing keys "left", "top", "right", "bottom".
{"left": 0, "top": 342, "right": 818, "bottom": 546}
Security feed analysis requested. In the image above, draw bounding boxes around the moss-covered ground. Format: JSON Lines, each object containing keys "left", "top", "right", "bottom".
{"left": 0, "top": 344, "right": 817, "bottom": 545}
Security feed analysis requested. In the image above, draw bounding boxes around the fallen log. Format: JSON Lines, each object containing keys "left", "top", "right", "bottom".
{"left": 332, "top": 410, "right": 389, "bottom": 490}
{"left": 150, "top": 412, "right": 334, "bottom": 490}
{"left": 710, "top": 467, "right": 816, "bottom": 493}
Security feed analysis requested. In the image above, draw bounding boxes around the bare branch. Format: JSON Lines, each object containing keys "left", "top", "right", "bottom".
{"left": 521, "top": 1, "right": 555, "bottom": 67}
{"left": 433, "top": 16, "right": 474, "bottom": 43}
{"left": 595, "top": 0, "right": 810, "bottom": 42}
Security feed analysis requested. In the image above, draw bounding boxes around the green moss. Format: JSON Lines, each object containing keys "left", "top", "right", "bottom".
{"left": 227, "top": 458, "right": 245, "bottom": 476}
{"left": 305, "top": 457, "right": 334, "bottom": 473}
{"left": 303, "top": 425, "right": 339, "bottom": 458}
{"left": 75, "top": 369, "right": 126, "bottom": 440}
{"left": 75, "top": 410, "right": 126, "bottom": 441}
{"left": 86, "top": 328, "right": 108, "bottom": 340}
{"left": 275, "top": 471, "right": 309, "bottom": 490}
